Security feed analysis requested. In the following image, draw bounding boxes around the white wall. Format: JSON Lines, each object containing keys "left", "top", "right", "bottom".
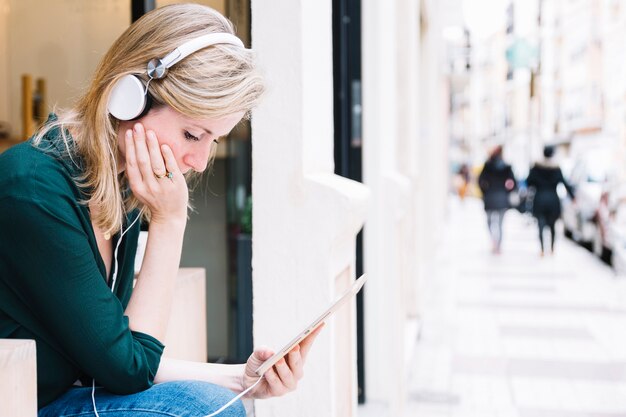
{"left": 252, "top": 0, "right": 369, "bottom": 416}
{"left": 396, "top": 0, "right": 421, "bottom": 319}
{"left": 419, "top": 0, "right": 449, "bottom": 250}
{"left": 361, "top": 0, "right": 411, "bottom": 415}
{"left": 359, "top": 3, "right": 449, "bottom": 415}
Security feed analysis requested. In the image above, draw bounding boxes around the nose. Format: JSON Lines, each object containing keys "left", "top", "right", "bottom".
{"left": 183, "top": 141, "right": 215, "bottom": 173}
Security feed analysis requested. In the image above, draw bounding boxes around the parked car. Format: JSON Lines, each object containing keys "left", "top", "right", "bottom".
{"left": 592, "top": 190, "right": 612, "bottom": 262}
{"left": 593, "top": 183, "right": 626, "bottom": 272}
{"left": 562, "top": 146, "right": 612, "bottom": 248}
{"left": 610, "top": 225, "right": 626, "bottom": 276}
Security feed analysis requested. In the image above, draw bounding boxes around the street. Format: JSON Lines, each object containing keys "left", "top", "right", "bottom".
{"left": 405, "top": 197, "right": 626, "bottom": 417}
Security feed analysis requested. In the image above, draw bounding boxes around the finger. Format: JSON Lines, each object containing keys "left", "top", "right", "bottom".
{"left": 273, "top": 358, "right": 297, "bottom": 390}
{"left": 255, "top": 349, "right": 274, "bottom": 366}
{"left": 299, "top": 322, "right": 324, "bottom": 360}
{"left": 263, "top": 368, "right": 287, "bottom": 397}
{"left": 161, "top": 143, "right": 182, "bottom": 179}
{"left": 132, "top": 123, "right": 157, "bottom": 184}
{"left": 286, "top": 345, "right": 303, "bottom": 380}
{"left": 146, "top": 130, "right": 166, "bottom": 177}
{"left": 245, "top": 349, "right": 273, "bottom": 378}
{"left": 124, "top": 129, "right": 145, "bottom": 192}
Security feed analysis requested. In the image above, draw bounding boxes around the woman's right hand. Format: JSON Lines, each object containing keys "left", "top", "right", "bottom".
{"left": 242, "top": 323, "right": 324, "bottom": 399}
{"left": 124, "top": 123, "right": 189, "bottom": 223}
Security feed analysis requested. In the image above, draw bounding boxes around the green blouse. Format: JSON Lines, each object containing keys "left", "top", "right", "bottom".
{"left": 0, "top": 119, "right": 164, "bottom": 408}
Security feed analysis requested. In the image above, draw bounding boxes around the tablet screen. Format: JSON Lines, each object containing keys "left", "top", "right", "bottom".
{"left": 254, "top": 274, "right": 367, "bottom": 376}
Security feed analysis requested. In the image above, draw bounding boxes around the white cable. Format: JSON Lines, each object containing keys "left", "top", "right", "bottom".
{"left": 203, "top": 375, "right": 264, "bottom": 417}
{"left": 92, "top": 214, "right": 140, "bottom": 416}
{"left": 110, "top": 214, "right": 141, "bottom": 293}
{"left": 91, "top": 379, "right": 101, "bottom": 417}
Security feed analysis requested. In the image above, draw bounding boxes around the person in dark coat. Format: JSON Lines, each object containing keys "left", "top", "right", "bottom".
{"left": 526, "top": 145, "right": 575, "bottom": 256}
{"left": 478, "top": 145, "right": 517, "bottom": 254}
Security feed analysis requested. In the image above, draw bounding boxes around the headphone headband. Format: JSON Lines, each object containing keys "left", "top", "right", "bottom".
{"left": 108, "top": 32, "right": 245, "bottom": 121}
{"left": 147, "top": 32, "right": 244, "bottom": 80}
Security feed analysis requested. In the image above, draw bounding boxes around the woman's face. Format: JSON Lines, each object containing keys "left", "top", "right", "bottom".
{"left": 117, "top": 106, "right": 245, "bottom": 174}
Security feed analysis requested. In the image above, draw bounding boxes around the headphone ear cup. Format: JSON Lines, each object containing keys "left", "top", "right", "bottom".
{"left": 131, "top": 92, "right": 153, "bottom": 121}
{"left": 107, "top": 75, "right": 147, "bottom": 121}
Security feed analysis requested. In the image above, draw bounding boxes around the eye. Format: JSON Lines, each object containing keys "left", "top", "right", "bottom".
{"left": 184, "top": 131, "right": 199, "bottom": 142}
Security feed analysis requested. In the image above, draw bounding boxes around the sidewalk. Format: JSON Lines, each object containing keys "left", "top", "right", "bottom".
{"left": 403, "top": 197, "right": 626, "bottom": 417}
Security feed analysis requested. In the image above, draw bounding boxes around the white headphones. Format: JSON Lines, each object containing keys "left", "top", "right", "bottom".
{"left": 107, "top": 32, "right": 245, "bottom": 121}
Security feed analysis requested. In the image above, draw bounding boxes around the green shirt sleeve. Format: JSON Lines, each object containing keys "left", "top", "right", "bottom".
{"left": 0, "top": 151, "right": 164, "bottom": 395}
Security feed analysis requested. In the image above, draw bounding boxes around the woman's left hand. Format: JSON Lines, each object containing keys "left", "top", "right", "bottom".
{"left": 242, "top": 324, "right": 324, "bottom": 399}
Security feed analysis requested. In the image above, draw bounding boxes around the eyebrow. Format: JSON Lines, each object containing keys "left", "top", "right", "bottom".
{"left": 193, "top": 123, "right": 213, "bottom": 136}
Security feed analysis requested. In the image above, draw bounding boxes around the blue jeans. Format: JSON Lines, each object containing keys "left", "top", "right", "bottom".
{"left": 486, "top": 209, "right": 506, "bottom": 250}
{"left": 38, "top": 380, "right": 246, "bottom": 417}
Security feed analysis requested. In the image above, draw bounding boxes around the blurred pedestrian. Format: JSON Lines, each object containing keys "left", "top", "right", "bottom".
{"left": 526, "top": 145, "right": 575, "bottom": 256}
{"left": 478, "top": 145, "right": 517, "bottom": 254}
{"left": 456, "top": 163, "right": 471, "bottom": 201}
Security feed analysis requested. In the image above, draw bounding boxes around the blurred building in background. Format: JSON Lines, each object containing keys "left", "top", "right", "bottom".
{"left": 448, "top": 0, "right": 626, "bottom": 179}
{"left": 447, "top": 0, "right": 626, "bottom": 273}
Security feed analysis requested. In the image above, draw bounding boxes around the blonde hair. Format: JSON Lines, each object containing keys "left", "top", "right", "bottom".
{"left": 33, "top": 4, "right": 264, "bottom": 237}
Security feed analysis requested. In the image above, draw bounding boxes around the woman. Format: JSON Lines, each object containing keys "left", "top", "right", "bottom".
{"left": 478, "top": 145, "right": 517, "bottom": 254}
{"left": 527, "top": 145, "right": 575, "bottom": 256}
{"left": 0, "top": 5, "right": 320, "bottom": 416}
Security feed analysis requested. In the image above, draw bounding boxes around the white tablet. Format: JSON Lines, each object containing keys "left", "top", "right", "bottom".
{"left": 254, "top": 274, "right": 368, "bottom": 376}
